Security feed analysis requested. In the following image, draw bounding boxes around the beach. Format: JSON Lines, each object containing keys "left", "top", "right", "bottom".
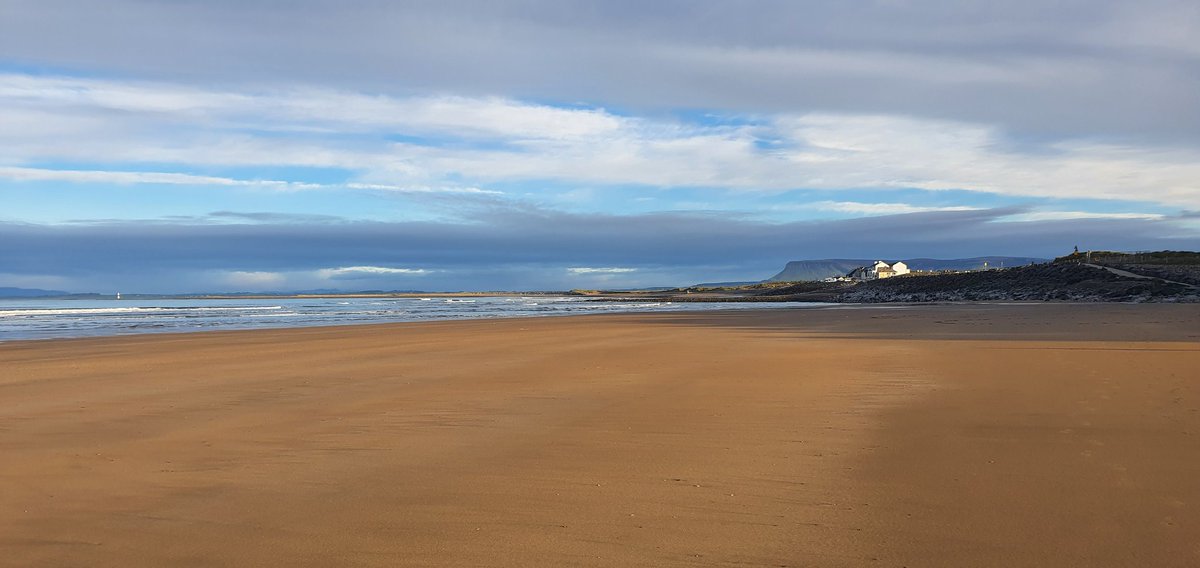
{"left": 2, "top": 303, "right": 1198, "bottom": 566}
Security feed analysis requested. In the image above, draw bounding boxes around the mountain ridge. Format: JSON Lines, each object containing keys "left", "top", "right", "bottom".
{"left": 0, "top": 287, "right": 71, "bottom": 298}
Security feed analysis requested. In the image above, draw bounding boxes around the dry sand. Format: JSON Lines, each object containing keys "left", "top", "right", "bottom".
{"left": 1, "top": 304, "right": 1197, "bottom": 566}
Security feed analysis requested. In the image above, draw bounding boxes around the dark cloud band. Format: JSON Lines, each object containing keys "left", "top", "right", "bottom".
{"left": 2, "top": 207, "right": 1193, "bottom": 290}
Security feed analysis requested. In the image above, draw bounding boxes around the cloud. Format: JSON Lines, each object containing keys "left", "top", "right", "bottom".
{"left": 317, "top": 266, "right": 431, "bottom": 279}
{"left": 999, "top": 211, "right": 1168, "bottom": 222}
{"left": 2, "top": 206, "right": 1195, "bottom": 292}
{"left": 0, "top": 166, "right": 323, "bottom": 189}
{"left": 813, "top": 201, "right": 983, "bottom": 216}
{"left": 2, "top": 0, "right": 1197, "bottom": 144}
{"left": 342, "top": 183, "right": 502, "bottom": 195}
{"left": 3, "top": 74, "right": 1199, "bottom": 209}
{"left": 208, "top": 211, "right": 346, "bottom": 224}
{"left": 0, "top": 166, "right": 500, "bottom": 195}
{"left": 567, "top": 267, "right": 638, "bottom": 274}
{"left": 0, "top": 73, "right": 621, "bottom": 140}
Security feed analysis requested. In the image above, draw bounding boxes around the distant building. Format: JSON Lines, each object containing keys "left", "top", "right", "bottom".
{"left": 848, "top": 260, "right": 910, "bottom": 281}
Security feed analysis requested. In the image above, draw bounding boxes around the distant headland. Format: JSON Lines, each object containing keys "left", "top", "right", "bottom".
{"left": 580, "top": 250, "right": 1200, "bottom": 304}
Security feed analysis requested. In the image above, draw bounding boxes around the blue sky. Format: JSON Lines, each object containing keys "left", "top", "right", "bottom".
{"left": 1, "top": 1, "right": 1197, "bottom": 292}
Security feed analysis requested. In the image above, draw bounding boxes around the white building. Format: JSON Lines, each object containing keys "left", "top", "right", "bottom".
{"left": 848, "top": 260, "right": 910, "bottom": 281}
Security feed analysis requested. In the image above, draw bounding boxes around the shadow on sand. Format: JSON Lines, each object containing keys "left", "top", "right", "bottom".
{"left": 616, "top": 302, "right": 1200, "bottom": 343}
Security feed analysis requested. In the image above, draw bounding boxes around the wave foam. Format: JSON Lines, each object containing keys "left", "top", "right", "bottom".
{"left": 0, "top": 305, "right": 283, "bottom": 317}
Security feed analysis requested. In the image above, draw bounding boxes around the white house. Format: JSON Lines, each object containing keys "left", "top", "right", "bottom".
{"left": 848, "top": 260, "right": 910, "bottom": 281}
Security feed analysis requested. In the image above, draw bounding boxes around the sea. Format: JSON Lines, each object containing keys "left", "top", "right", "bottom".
{"left": 0, "top": 296, "right": 816, "bottom": 342}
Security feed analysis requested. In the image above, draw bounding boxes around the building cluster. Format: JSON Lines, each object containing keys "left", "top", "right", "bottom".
{"left": 846, "top": 260, "right": 910, "bottom": 281}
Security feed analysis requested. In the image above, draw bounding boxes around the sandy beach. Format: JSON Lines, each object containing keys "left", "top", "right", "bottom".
{"left": 1, "top": 303, "right": 1198, "bottom": 566}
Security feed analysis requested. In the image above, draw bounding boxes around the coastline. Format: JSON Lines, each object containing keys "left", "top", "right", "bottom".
{"left": 4, "top": 296, "right": 1187, "bottom": 345}
{"left": 2, "top": 304, "right": 1198, "bottom": 566}
{"left": 0, "top": 296, "right": 811, "bottom": 343}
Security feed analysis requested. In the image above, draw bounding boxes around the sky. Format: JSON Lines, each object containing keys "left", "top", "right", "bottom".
{"left": 1, "top": 0, "right": 1198, "bottom": 293}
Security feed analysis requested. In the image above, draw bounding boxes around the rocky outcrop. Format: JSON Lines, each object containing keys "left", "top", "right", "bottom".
{"left": 838, "top": 263, "right": 1198, "bottom": 303}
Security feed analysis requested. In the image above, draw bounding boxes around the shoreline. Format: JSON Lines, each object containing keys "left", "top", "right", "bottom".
{"left": 2, "top": 299, "right": 1184, "bottom": 345}
{"left": 2, "top": 304, "right": 1198, "bottom": 566}
{"left": 0, "top": 301, "right": 813, "bottom": 345}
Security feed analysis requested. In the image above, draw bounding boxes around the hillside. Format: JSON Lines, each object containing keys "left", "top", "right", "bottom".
{"left": 768, "top": 256, "right": 1046, "bottom": 281}
{"left": 900, "top": 256, "right": 1045, "bottom": 271}
{"left": 1056, "top": 250, "right": 1200, "bottom": 286}
{"left": 0, "top": 287, "right": 70, "bottom": 298}
{"left": 839, "top": 263, "right": 1198, "bottom": 303}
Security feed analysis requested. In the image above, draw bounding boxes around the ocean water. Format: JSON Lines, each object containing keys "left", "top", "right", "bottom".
{"left": 0, "top": 297, "right": 815, "bottom": 341}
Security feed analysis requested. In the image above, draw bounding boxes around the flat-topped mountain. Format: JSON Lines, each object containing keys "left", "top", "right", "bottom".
{"left": 768, "top": 256, "right": 1046, "bottom": 282}
{"left": 767, "top": 259, "right": 868, "bottom": 282}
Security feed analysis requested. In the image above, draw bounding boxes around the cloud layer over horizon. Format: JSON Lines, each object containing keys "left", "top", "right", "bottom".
{"left": 3, "top": 206, "right": 1195, "bottom": 293}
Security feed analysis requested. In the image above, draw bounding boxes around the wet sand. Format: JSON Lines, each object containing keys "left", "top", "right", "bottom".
{"left": 1, "top": 304, "right": 1198, "bottom": 566}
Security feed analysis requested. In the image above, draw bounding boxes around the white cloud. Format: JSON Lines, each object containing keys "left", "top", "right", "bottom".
{"left": 3, "top": 73, "right": 1200, "bottom": 209}
{"left": 0, "top": 166, "right": 497, "bottom": 195}
{"left": 567, "top": 267, "right": 638, "bottom": 274}
{"left": 317, "top": 266, "right": 430, "bottom": 279}
{"left": 998, "top": 211, "right": 1168, "bottom": 222}
{"left": 290, "top": 93, "right": 624, "bottom": 140}
{"left": 0, "top": 166, "right": 322, "bottom": 189}
{"left": 342, "top": 183, "right": 501, "bottom": 195}
{"left": 808, "top": 201, "right": 1171, "bottom": 223}
{"left": 813, "top": 201, "right": 983, "bottom": 216}
{"left": 0, "top": 73, "right": 622, "bottom": 140}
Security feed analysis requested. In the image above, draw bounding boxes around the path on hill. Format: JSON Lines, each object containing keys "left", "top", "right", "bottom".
{"left": 1082, "top": 263, "right": 1199, "bottom": 289}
